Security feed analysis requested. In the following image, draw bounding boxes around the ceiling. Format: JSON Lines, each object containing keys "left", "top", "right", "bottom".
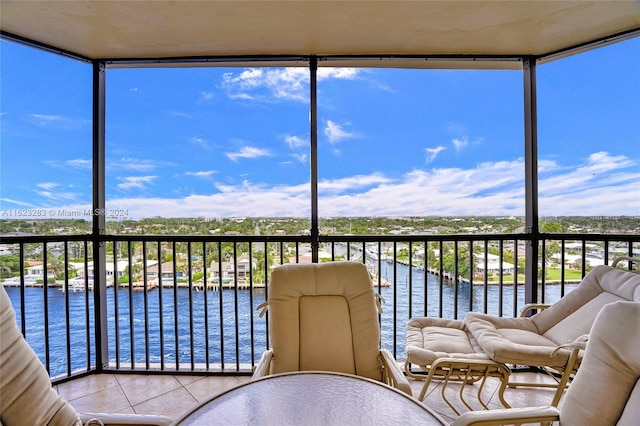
{"left": 1, "top": 1, "right": 639, "bottom": 69}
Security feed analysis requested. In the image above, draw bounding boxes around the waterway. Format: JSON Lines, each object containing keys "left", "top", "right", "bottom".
{"left": 4, "top": 261, "right": 572, "bottom": 377}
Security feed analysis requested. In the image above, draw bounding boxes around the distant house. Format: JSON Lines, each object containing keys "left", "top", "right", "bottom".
{"left": 146, "top": 261, "right": 180, "bottom": 282}
{"left": 25, "top": 261, "right": 45, "bottom": 277}
{"left": 473, "top": 253, "right": 514, "bottom": 275}
{"left": 210, "top": 255, "right": 256, "bottom": 282}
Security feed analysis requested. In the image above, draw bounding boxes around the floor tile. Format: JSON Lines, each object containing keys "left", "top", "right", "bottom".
{"left": 120, "top": 374, "right": 183, "bottom": 406}
{"left": 132, "top": 386, "right": 198, "bottom": 420}
{"left": 184, "top": 376, "right": 246, "bottom": 403}
{"left": 56, "top": 371, "right": 571, "bottom": 426}
{"left": 57, "top": 374, "right": 120, "bottom": 401}
{"left": 68, "top": 383, "right": 131, "bottom": 414}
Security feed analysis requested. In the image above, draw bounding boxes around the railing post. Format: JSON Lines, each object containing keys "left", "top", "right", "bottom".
{"left": 523, "top": 57, "right": 539, "bottom": 306}
{"left": 92, "top": 60, "right": 109, "bottom": 370}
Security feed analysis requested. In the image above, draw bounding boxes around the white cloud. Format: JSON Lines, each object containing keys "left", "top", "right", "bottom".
{"left": 170, "top": 111, "right": 191, "bottom": 118}
{"left": 291, "top": 153, "right": 307, "bottom": 163}
{"left": 117, "top": 176, "right": 157, "bottom": 191}
{"left": 324, "top": 120, "right": 356, "bottom": 143}
{"left": 34, "top": 187, "right": 82, "bottom": 202}
{"left": 200, "top": 91, "right": 214, "bottom": 101}
{"left": 318, "top": 173, "right": 392, "bottom": 194}
{"left": 186, "top": 170, "right": 217, "bottom": 178}
{"left": 29, "top": 113, "right": 88, "bottom": 129}
{"left": 539, "top": 151, "right": 634, "bottom": 195}
{"left": 0, "top": 198, "right": 33, "bottom": 207}
{"left": 283, "top": 135, "right": 307, "bottom": 149}
{"left": 452, "top": 137, "right": 468, "bottom": 150}
{"left": 191, "top": 136, "right": 211, "bottom": 150}
{"left": 37, "top": 182, "right": 59, "bottom": 191}
{"left": 317, "top": 68, "right": 359, "bottom": 81}
{"left": 425, "top": 146, "right": 446, "bottom": 163}
{"left": 35, "top": 151, "right": 639, "bottom": 219}
{"left": 221, "top": 67, "right": 359, "bottom": 102}
{"left": 66, "top": 158, "right": 92, "bottom": 169}
{"left": 226, "top": 146, "right": 272, "bottom": 161}
{"left": 109, "top": 158, "right": 173, "bottom": 172}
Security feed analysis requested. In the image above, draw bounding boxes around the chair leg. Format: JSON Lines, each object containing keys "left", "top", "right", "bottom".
{"left": 415, "top": 358, "right": 511, "bottom": 415}
{"left": 493, "top": 364, "right": 512, "bottom": 409}
{"left": 404, "top": 359, "right": 424, "bottom": 380}
{"left": 550, "top": 347, "right": 580, "bottom": 407}
{"left": 418, "top": 366, "right": 440, "bottom": 402}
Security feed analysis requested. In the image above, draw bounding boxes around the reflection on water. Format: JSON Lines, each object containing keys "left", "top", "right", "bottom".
{"left": 5, "top": 262, "right": 574, "bottom": 377}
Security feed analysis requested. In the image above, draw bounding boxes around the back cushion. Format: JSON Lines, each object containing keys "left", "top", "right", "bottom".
{"left": 267, "top": 262, "right": 382, "bottom": 381}
{"left": 299, "top": 296, "right": 355, "bottom": 374}
{"left": 532, "top": 265, "right": 640, "bottom": 337}
{"left": 560, "top": 301, "right": 640, "bottom": 425}
{"left": 542, "top": 292, "right": 622, "bottom": 344}
{"left": 617, "top": 379, "right": 640, "bottom": 426}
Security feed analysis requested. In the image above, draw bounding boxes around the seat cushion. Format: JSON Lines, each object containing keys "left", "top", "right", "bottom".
{"left": 0, "top": 286, "right": 81, "bottom": 426}
{"left": 406, "top": 317, "right": 489, "bottom": 365}
{"left": 464, "top": 313, "right": 571, "bottom": 366}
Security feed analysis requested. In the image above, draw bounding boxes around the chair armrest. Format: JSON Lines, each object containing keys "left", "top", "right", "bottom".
{"left": 79, "top": 412, "right": 173, "bottom": 426}
{"left": 252, "top": 349, "right": 273, "bottom": 379}
{"left": 379, "top": 349, "right": 412, "bottom": 396}
{"left": 453, "top": 406, "right": 560, "bottom": 426}
{"left": 519, "top": 303, "right": 551, "bottom": 317}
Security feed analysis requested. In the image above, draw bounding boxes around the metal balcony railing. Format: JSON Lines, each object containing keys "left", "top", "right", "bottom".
{"left": 0, "top": 233, "right": 637, "bottom": 383}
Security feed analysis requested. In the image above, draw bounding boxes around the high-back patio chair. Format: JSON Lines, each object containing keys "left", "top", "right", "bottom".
{"left": 454, "top": 300, "right": 640, "bottom": 425}
{"left": 252, "top": 261, "right": 412, "bottom": 395}
{"left": 405, "top": 258, "right": 640, "bottom": 413}
{"left": 0, "top": 285, "right": 173, "bottom": 426}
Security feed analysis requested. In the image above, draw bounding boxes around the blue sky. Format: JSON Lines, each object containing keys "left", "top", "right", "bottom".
{"left": 1, "top": 37, "right": 639, "bottom": 220}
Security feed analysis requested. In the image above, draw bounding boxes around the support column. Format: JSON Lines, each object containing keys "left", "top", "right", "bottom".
{"left": 310, "top": 57, "right": 319, "bottom": 263}
{"left": 92, "top": 61, "right": 108, "bottom": 369}
{"left": 523, "top": 57, "right": 539, "bottom": 305}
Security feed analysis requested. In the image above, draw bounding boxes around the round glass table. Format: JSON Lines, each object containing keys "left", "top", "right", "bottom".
{"left": 174, "top": 371, "right": 447, "bottom": 425}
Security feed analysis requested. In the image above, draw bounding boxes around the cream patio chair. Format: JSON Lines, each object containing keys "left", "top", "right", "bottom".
{"left": 0, "top": 285, "right": 173, "bottom": 426}
{"left": 405, "top": 258, "right": 640, "bottom": 413}
{"left": 252, "top": 261, "right": 412, "bottom": 395}
{"left": 454, "top": 300, "right": 640, "bottom": 426}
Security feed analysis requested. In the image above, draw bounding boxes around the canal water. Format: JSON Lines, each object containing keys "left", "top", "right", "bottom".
{"left": 4, "top": 261, "right": 570, "bottom": 377}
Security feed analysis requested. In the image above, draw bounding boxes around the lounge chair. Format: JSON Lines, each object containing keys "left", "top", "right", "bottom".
{"left": 405, "top": 258, "right": 640, "bottom": 413}
{"left": 253, "top": 261, "right": 412, "bottom": 395}
{"left": 454, "top": 300, "right": 640, "bottom": 425}
{"left": 0, "top": 285, "right": 173, "bottom": 426}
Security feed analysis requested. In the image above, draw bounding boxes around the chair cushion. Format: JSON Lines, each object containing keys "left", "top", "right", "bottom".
{"left": 266, "top": 261, "right": 383, "bottom": 381}
{"left": 299, "top": 295, "right": 355, "bottom": 374}
{"left": 0, "top": 286, "right": 81, "bottom": 426}
{"left": 542, "top": 292, "right": 621, "bottom": 344}
{"left": 532, "top": 265, "right": 640, "bottom": 337}
{"left": 617, "top": 379, "right": 640, "bottom": 426}
{"left": 464, "top": 313, "right": 570, "bottom": 366}
{"left": 560, "top": 301, "right": 640, "bottom": 425}
{"left": 406, "top": 317, "right": 489, "bottom": 365}
{"left": 465, "top": 266, "right": 640, "bottom": 367}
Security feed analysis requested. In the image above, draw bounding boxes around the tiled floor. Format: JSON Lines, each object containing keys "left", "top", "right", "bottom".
{"left": 56, "top": 370, "right": 564, "bottom": 425}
